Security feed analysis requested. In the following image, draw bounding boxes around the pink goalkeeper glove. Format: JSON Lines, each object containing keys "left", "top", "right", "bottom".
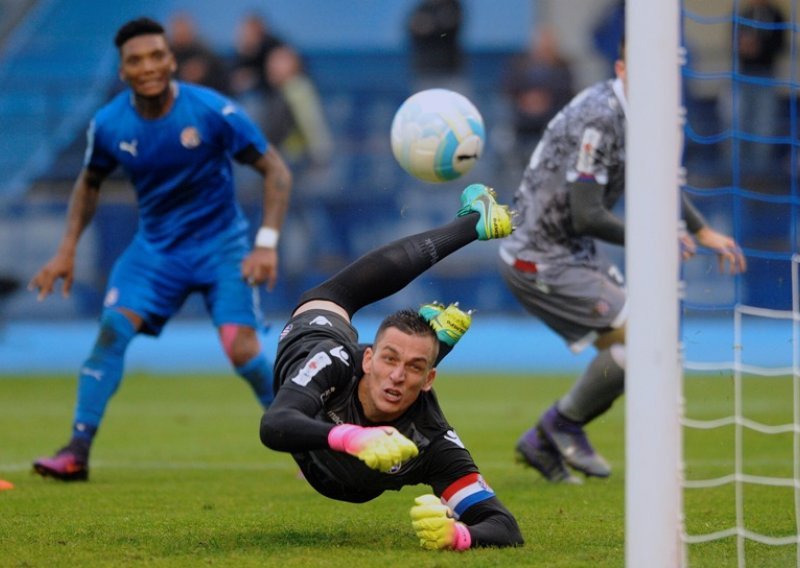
{"left": 409, "top": 494, "right": 472, "bottom": 551}
{"left": 328, "top": 424, "right": 418, "bottom": 473}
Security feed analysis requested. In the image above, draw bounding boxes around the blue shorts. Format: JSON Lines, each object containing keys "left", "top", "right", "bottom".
{"left": 104, "top": 227, "right": 261, "bottom": 336}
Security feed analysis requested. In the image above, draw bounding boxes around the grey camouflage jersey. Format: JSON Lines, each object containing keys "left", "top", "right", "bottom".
{"left": 500, "top": 78, "right": 627, "bottom": 268}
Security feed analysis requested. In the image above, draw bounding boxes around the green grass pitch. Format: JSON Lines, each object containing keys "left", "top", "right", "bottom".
{"left": 0, "top": 373, "right": 796, "bottom": 567}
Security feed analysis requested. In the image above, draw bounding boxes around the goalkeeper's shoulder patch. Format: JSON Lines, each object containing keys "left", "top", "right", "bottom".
{"left": 441, "top": 473, "right": 495, "bottom": 519}
{"left": 290, "top": 350, "right": 332, "bottom": 387}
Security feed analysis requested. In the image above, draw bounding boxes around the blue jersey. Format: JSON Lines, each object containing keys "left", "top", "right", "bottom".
{"left": 84, "top": 81, "right": 268, "bottom": 250}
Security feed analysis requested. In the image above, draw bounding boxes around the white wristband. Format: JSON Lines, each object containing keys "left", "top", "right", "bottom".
{"left": 255, "top": 227, "right": 279, "bottom": 249}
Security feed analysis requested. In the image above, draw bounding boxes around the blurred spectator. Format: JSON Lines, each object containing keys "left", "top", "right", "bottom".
{"left": 167, "top": 12, "right": 229, "bottom": 93}
{"left": 0, "top": 275, "right": 19, "bottom": 305}
{"left": 260, "top": 45, "right": 338, "bottom": 294}
{"left": 228, "top": 13, "right": 284, "bottom": 120}
{"left": 264, "top": 46, "right": 333, "bottom": 168}
{"left": 226, "top": 13, "right": 287, "bottom": 196}
{"left": 503, "top": 26, "right": 575, "bottom": 170}
{"left": 407, "top": 0, "right": 466, "bottom": 92}
{"left": 733, "top": 0, "right": 786, "bottom": 173}
{"left": 0, "top": 275, "right": 19, "bottom": 325}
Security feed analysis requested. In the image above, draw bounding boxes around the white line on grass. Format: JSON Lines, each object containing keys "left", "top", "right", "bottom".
{"left": 0, "top": 461, "right": 292, "bottom": 473}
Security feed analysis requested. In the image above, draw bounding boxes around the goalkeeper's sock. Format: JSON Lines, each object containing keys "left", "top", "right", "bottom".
{"left": 298, "top": 215, "right": 478, "bottom": 317}
{"left": 235, "top": 353, "right": 274, "bottom": 408}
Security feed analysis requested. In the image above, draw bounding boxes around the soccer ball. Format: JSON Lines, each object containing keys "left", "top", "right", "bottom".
{"left": 390, "top": 89, "right": 485, "bottom": 183}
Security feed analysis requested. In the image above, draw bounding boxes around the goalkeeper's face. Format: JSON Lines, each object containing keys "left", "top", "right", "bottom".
{"left": 359, "top": 327, "right": 437, "bottom": 422}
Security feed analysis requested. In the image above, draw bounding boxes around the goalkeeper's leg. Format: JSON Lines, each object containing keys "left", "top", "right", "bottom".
{"left": 297, "top": 184, "right": 511, "bottom": 318}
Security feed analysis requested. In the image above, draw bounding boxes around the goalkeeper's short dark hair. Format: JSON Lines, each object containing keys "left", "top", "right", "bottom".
{"left": 114, "top": 17, "right": 165, "bottom": 49}
{"left": 377, "top": 309, "right": 437, "bottom": 345}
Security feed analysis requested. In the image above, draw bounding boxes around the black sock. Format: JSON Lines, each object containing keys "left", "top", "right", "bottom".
{"left": 298, "top": 214, "right": 477, "bottom": 316}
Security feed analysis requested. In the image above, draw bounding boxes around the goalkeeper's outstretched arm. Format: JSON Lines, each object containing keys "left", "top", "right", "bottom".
{"left": 260, "top": 386, "right": 418, "bottom": 473}
{"left": 459, "top": 496, "right": 524, "bottom": 548}
{"left": 260, "top": 386, "right": 335, "bottom": 452}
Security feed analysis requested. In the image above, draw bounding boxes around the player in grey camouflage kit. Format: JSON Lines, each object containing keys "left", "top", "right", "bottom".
{"left": 501, "top": 42, "right": 747, "bottom": 483}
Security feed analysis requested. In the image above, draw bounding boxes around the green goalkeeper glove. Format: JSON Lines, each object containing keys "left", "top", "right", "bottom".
{"left": 328, "top": 424, "right": 418, "bottom": 472}
{"left": 418, "top": 301, "right": 472, "bottom": 347}
{"left": 410, "top": 494, "right": 472, "bottom": 550}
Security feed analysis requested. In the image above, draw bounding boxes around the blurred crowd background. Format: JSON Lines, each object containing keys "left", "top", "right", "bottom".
{"left": 0, "top": 0, "right": 795, "bottom": 326}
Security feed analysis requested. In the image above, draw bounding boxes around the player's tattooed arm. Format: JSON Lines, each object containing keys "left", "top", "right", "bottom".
{"left": 28, "top": 166, "right": 109, "bottom": 300}
{"left": 241, "top": 147, "right": 293, "bottom": 288}
{"left": 254, "top": 146, "right": 292, "bottom": 237}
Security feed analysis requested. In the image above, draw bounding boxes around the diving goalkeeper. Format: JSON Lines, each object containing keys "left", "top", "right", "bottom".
{"left": 260, "top": 184, "right": 523, "bottom": 550}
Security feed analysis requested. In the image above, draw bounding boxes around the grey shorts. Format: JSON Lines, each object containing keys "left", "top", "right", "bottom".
{"left": 498, "top": 257, "right": 627, "bottom": 353}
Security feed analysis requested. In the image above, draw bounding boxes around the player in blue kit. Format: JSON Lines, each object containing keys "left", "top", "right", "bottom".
{"left": 29, "top": 17, "right": 293, "bottom": 481}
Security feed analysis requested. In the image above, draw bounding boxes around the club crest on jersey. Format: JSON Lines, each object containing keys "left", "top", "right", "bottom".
{"left": 180, "top": 127, "right": 201, "bottom": 149}
{"left": 103, "top": 287, "right": 119, "bottom": 307}
{"left": 593, "top": 300, "right": 610, "bottom": 317}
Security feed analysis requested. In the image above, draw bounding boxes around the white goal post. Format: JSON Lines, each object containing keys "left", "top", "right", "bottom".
{"left": 625, "top": 0, "right": 684, "bottom": 566}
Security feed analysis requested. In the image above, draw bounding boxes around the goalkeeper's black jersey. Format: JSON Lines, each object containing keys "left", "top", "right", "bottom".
{"left": 268, "top": 309, "right": 482, "bottom": 504}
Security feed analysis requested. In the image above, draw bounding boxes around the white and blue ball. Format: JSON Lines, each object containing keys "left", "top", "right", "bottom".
{"left": 390, "top": 88, "right": 485, "bottom": 183}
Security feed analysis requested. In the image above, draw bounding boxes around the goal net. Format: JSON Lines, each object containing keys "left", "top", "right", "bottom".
{"left": 627, "top": 0, "right": 799, "bottom": 566}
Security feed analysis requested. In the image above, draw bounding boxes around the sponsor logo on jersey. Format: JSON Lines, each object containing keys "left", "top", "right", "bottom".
{"left": 329, "top": 345, "right": 350, "bottom": 364}
{"left": 119, "top": 139, "right": 138, "bottom": 157}
{"left": 290, "top": 351, "right": 332, "bottom": 387}
{"left": 444, "top": 429, "right": 465, "bottom": 449}
{"left": 575, "top": 127, "right": 602, "bottom": 179}
{"left": 103, "top": 287, "right": 119, "bottom": 307}
{"left": 222, "top": 103, "right": 237, "bottom": 116}
{"left": 180, "top": 127, "right": 201, "bottom": 149}
{"left": 310, "top": 315, "right": 333, "bottom": 327}
{"left": 279, "top": 323, "right": 293, "bottom": 340}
